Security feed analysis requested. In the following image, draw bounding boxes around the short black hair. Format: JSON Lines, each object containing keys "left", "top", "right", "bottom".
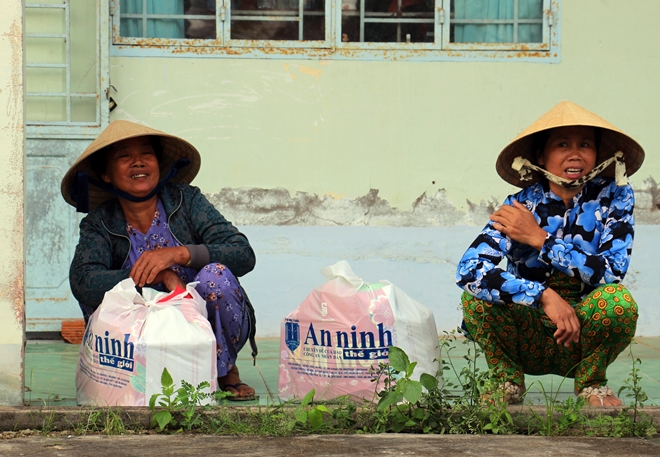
{"left": 89, "top": 136, "right": 163, "bottom": 178}
{"left": 532, "top": 126, "right": 602, "bottom": 165}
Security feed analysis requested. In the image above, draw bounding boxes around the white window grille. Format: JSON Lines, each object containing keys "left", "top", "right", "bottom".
{"left": 111, "top": 0, "right": 559, "bottom": 61}
{"left": 25, "top": 0, "right": 110, "bottom": 138}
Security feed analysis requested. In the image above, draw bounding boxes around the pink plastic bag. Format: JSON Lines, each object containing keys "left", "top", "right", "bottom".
{"left": 278, "top": 261, "right": 440, "bottom": 402}
{"left": 76, "top": 279, "right": 217, "bottom": 406}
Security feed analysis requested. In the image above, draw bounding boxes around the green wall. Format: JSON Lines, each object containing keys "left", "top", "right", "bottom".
{"left": 109, "top": 0, "right": 660, "bottom": 213}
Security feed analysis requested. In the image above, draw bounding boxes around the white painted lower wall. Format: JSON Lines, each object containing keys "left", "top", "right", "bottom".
{"left": 239, "top": 225, "right": 660, "bottom": 338}
{"left": 0, "top": 0, "right": 25, "bottom": 406}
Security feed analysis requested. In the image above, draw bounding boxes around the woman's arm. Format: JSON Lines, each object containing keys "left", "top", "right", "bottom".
{"left": 69, "top": 217, "right": 131, "bottom": 310}
{"left": 183, "top": 185, "right": 256, "bottom": 277}
{"left": 456, "top": 196, "right": 547, "bottom": 308}
{"left": 538, "top": 183, "right": 634, "bottom": 285}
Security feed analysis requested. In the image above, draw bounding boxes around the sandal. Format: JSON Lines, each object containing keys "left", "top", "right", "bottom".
{"left": 220, "top": 382, "right": 257, "bottom": 402}
{"left": 502, "top": 381, "right": 525, "bottom": 404}
{"left": 482, "top": 381, "right": 525, "bottom": 404}
{"left": 577, "top": 385, "right": 619, "bottom": 406}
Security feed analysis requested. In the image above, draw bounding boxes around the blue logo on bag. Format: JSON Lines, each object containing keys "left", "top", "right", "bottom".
{"left": 285, "top": 321, "right": 300, "bottom": 352}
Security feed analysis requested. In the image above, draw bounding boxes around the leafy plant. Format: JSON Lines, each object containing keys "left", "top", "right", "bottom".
{"left": 293, "top": 389, "right": 332, "bottom": 429}
{"left": 552, "top": 395, "right": 586, "bottom": 435}
{"left": 368, "top": 346, "right": 444, "bottom": 433}
{"left": 438, "top": 332, "right": 514, "bottom": 434}
{"left": 616, "top": 342, "right": 656, "bottom": 437}
{"left": 476, "top": 374, "right": 515, "bottom": 435}
{"left": 149, "top": 368, "right": 179, "bottom": 431}
{"left": 149, "top": 367, "right": 230, "bottom": 432}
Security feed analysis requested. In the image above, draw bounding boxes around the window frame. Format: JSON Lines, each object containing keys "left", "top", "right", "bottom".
{"left": 110, "top": 0, "right": 560, "bottom": 62}
{"left": 26, "top": 0, "right": 110, "bottom": 139}
{"left": 111, "top": 0, "right": 335, "bottom": 49}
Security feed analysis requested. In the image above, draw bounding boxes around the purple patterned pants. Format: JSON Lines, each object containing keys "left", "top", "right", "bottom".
{"left": 194, "top": 263, "right": 249, "bottom": 378}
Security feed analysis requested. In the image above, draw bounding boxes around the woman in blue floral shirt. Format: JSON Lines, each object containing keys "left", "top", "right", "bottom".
{"left": 456, "top": 101, "right": 645, "bottom": 406}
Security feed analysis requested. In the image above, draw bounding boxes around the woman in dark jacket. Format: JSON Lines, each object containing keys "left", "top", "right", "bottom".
{"left": 61, "top": 120, "right": 257, "bottom": 400}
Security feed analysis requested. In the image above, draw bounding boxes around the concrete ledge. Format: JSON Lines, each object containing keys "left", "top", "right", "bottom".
{"left": 1, "top": 434, "right": 660, "bottom": 457}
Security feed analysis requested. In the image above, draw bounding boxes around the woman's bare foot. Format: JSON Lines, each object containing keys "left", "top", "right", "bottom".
{"left": 579, "top": 386, "right": 622, "bottom": 406}
{"left": 589, "top": 394, "right": 622, "bottom": 407}
{"left": 218, "top": 364, "right": 255, "bottom": 399}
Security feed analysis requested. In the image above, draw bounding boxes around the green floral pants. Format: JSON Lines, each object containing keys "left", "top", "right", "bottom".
{"left": 462, "top": 272, "right": 638, "bottom": 393}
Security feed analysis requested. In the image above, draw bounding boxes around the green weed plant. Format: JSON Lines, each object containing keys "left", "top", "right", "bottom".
{"left": 27, "top": 336, "right": 655, "bottom": 437}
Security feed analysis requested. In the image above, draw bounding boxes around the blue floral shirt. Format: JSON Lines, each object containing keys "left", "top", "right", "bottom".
{"left": 456, "top": 177, "right": 635, "bottom": 308}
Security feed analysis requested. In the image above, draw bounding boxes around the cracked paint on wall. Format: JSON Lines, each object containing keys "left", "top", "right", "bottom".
{"left": 206, "top": 176, "right": 660, "bottom": 227}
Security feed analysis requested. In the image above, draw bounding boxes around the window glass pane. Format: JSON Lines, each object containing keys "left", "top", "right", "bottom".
{"left": 26, "top": 37, "right": 65, "bottom": 65}
{"left": 184, "top": 0, "right": 216, "bottom": 39}
{"left": 230, "top": 0, "right": 325, "bottom": 41}
{"left": 26, "top": 97, "right": 66, "bottom": 122}
{"left": 120, "top": 0, "right": 196, "bottom": 38}
{"left": 71, "top": 96, "right": 97, "bottom": 123}
{"left": 342, "top": 0, "right": 434, "bottom": 43}
{"left": 71, "top": 0, "right": 99, "bottom": 93}
{"left": 120, "top": 0, "right": 143, "bottom": 14}
{"left": 26, "top": 68, "right": 66, "bottom": 93}
{"left": 519, "top": 0, "right": 542, "bottom": 19}
{"left": 120, "top": 18, "right": 141, "bottom": 37}
{"left": 146, "top": 19, "right": 185, "bottom": 37}
{"left": 25, "top": 8, "right": 65, "bottom": 34}
{"left": 450, "top": 0, "right": 543, "bottom": 43}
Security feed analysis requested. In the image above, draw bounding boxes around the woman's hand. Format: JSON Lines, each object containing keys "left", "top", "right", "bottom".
{"left": 130, "top": 246, "right": 190, "bottom": 287}
{"left": 490, "top": 200, "right": 548, "bottom": 250}
{"left": 540, "top": 288, "right": 580, "bottom": 347}
{"left": 152, "top": 268, "right": 186, "bottom": 292}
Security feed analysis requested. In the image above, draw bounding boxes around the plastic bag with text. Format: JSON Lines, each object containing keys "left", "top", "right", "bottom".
{"left": 278, "top": 261, "right": 441, "bottom": 401}
{"left": 76, "top": 278, "right": 217, "bottom": 406}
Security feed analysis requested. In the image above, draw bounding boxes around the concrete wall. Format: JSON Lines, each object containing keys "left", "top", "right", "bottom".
{"left": 0, "top": 0, "right": 25, "bottom": 406}
{"left": 104, "top": 0, "right": 660, "bottom": 336}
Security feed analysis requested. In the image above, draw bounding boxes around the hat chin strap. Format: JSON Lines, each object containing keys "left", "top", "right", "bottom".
{"left": 511, "top": 151, "right": 627, "bottom": 189}
{"left": 71, "top": 158, "right": 190, "bottom": 213}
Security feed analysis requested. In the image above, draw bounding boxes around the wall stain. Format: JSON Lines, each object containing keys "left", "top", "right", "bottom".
{"left": 3, "top": 18, "right": 25, "bottom": 326}
{"left": 208, "top": 187, "right": 501, "bottom": 227}
{"left": 207, "top": 175, "right": 660, "bottom": 227}
{"left": 638, "top": 176, "right": 660, "bottom": 224}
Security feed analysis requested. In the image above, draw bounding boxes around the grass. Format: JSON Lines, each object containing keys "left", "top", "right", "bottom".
{"left": 5, "top": 336, "right": 657, "bottom": 439}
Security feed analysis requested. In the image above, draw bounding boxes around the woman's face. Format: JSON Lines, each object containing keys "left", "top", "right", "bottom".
{"left": 537, "top": 126, "right": 597, "bottom": 181}
{"left": 101, "top": 136, "right": 160, "bottom": 198}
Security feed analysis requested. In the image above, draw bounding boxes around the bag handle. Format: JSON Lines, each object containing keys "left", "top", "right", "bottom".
{"left": 320, "top": 260, "right": 365, "bottom": 290}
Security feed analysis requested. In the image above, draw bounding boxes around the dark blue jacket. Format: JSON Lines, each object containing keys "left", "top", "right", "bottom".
{"left": 69, "top": 182, "right": 256, "bottom": 311}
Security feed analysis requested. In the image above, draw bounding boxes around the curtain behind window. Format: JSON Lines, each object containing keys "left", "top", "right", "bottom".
{"left": 453, "top": 0, "right": 542, "bottom": 43}
{"left": 120, "top": 0, "right": 185, "bottom": 38}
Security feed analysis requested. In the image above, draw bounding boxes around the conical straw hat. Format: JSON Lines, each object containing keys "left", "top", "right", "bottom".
{"left": 61, "top": 120, "right": 201, "bottom": 211}
{"left": 496, "top": 100, "right": 645, "bottom": 187}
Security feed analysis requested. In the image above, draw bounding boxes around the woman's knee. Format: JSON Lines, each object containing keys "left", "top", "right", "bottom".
{"left": 462, "top": 292, "right": 498, "bottom": 332}
{"left": 584, "top": 283, "right": 637, "bottom": 338}
{"left": 195, "top": 263, "right": 239, "bottom": 293}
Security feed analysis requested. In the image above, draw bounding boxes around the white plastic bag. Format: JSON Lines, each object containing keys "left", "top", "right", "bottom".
{"left": 76, "top": 278, "right": 217, "bottom": 406}
{"left": 278, "top": 260, "right": 441, "bottom": 401}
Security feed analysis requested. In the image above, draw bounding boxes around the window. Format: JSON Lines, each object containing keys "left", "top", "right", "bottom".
{"left": 25, "top": 0, "right": 110, "bottom": 138}
{"left": 111, "top": 0, "right": 559, "bottom": 61}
